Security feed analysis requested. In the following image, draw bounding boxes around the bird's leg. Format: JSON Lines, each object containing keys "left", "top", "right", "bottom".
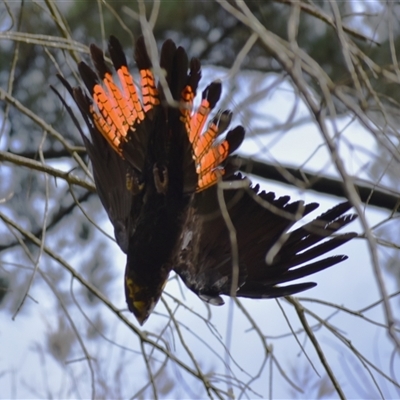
{"left": 153, "top": 163, "right": 168, "bottom": 194}
{"left": 126, "top": 171, "right": 144, "bottom": 195}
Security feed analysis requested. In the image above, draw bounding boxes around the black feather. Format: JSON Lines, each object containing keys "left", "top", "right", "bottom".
{"left": 134, "top": 36, "right": 152, "bottom": 70}
{"left": 225, "top": 126, "right": 245, "bottom": 155}
{"left": 78, "top": 62, "right": 99, "bottom": 94}
{"left": 174, "top": 175, "right": 357, "bottom": 303}
{"left": 203, "top": 81, "right": 222, "bottom": 109}
{"left": 90, "top": 44, "right": 112, "bottom": 79}
{"left": 108, "top": 35, "right": 128, "bottom": 70}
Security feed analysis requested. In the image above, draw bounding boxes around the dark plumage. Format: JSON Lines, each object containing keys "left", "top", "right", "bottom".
{"left": 175, "top": 175, "right": 356, "bottom": 305}
{"left": 54, "top": 35, "right": 356, "bottom": 325}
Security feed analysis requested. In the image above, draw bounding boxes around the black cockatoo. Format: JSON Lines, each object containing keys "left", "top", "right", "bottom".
{"left": 55, "top": 35, "right": 357, "bottom": 325}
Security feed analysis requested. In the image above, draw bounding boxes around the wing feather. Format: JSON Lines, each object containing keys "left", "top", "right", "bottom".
{"left": 174, "top": 174, "right": 357, "bottom": 304}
